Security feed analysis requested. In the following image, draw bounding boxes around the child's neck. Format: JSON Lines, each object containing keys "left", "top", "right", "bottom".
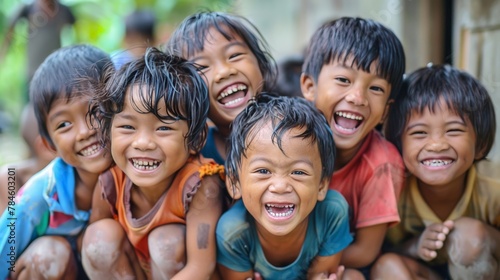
{"left": 74, "top": 171, "right": 100, "bottom": 211}
{"left": 130, "top": 180, "right": 173, "bottom": 218}
{"left": 257, "top": 221, "right": 307, "bottom": 267}
{"left": 417, "top": 172, "right": 468, "bottom": 221}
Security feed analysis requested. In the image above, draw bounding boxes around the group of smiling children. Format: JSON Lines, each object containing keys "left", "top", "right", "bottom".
{"left": 0, "top": 10, "right": 499, "bottom": 280}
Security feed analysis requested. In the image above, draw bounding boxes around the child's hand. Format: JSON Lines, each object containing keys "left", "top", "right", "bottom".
{"left": 417, "top": 220, "right": 454, "bottom": 261}
{"left": 308, "top": 265, "right": 345, "bottom": 280}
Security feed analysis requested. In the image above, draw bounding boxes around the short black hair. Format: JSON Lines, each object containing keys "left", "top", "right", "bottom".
{"left": 125, "top": 9, "right": 156, "bottom": 40}
{"left": 226, "top": 93, "right": 336, "bottom": 189}
{"left": 384, "top": 64, "right": 496, "bottom": 160}
{"left": 302, "top": 17, "right": 406, "bottom": 99}
{"left": 30, "top": 44, "right": 111, "bottom": 148}
{"left": 91, "top": 47, "right": 209, "bottom": 153}
{"left": 164, "top": 11, "right": 277, "bottom": 92}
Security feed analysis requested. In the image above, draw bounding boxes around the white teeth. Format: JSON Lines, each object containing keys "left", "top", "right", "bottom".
{"left": 217, "top": 85, "right": 248, "bottom": 100}
{"left": 422, "top": 159, "right": 453, "bottom": 167}
{"left": 80, "top": 144, "right": 101, "bottom": 156}
{"left": 224, "top": 97, "right": 244, "bottom": 106}
{"left": 132, "top": 159, "right": 159, "bottom": 170}
{"left": 265, "top": 204, "right": 295, "bottom": 218}
{"left": 335, "top": 111, "right": 363, "bottom": 120}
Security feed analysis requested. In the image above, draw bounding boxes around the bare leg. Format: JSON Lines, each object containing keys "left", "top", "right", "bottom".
{"left": 148, "top": 224, "right": 186, "bottom": 279}
{"left": 371, "top": 252, "right": 442, "bottom": 280}
{"left": 81, "top": 218, "right": 145, "bottom": 280}
{"left": 11, "top": 236, "right": 77, "bottom": 280}
{"left": 446, "top": 217, "right": 500, "bottom": 280}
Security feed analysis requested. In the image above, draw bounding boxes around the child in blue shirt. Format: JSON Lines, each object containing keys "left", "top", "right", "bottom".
{"left": 217, "top": 94, "right": 352, "bottom": 279}
{"left": 0, "top": 44, "right": 112, "bottom": 279}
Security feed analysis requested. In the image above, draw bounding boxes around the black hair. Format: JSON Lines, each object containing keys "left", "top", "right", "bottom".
{"left": 30, "top": 44, "right": 111, "bottom": 148}
{"left": 384, "top": 64, "right": 496, "bottom": 160}
{"left": 275, "top": 55, "right": 304, "bottom": 98}
{"left": 90, "top": 47, "right": 209, "bottom": 153}
{"left": 164, "top": 11, "right": 277, "bottom": 92}
{"left": 302, "top": 17, "right": 406, "bottom": 99}
{"left": 226, "top": 93, "right": 336, "bottom": 189}
{"left": 125, "top": 9, "right": 156, "bottom": 40}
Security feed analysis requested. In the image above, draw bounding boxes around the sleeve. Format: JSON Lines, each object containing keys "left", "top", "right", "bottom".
{"left": 318, "top": 191, "right": 353, "bottom": 256}
{"left": 216, "top": 201, "right": 253, "bottom": 272}
{"left": 356, "top": 162, "right": 404, "bottom": 229}
{"left": 99, "top": 170, "right": 118, "bottom": 216}
{"left": 0, "top": 179, "right": 50, "bottom": 279}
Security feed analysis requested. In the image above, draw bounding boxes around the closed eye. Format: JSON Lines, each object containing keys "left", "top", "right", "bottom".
{"left": 229, "top": 53, "right": 243, "bottom": 59}
{"left": 193, "top": 63, "right": 208, "bottom": 72}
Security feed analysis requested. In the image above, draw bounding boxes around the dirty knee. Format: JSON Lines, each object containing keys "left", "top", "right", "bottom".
{"left": 447, "top": 217, "right": 489, "bottom": 266}
{"left": 82, "top": 219, "right": 125, "bottom": 268}
{"left": 149, "top": 224, "right": 186, "bottom": 269}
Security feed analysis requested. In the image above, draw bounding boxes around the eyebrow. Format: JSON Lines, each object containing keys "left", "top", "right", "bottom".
{"left": 406, "top": 119, "right": 466, "bottom": 130}
{"left": 248, "top": 156, "right": 314, "bottom": 168}
{"left": 191, "top": 41, "right": 247, "bottom": 61}
{"left": 48, "top": 109, "right": 67, "bottom": 123}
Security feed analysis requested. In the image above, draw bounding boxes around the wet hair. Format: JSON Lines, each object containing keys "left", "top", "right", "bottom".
{"left": 91, "top": 47, "right": 209, "bottom": 153}
{"left": 164, "top": 11, "right": 277, "bottom": 92}
{"left": 226, "top": 93, "right": 336, "bottom": 189}
{"left": 384, "top": 64, "right": 496, "bottom": 160}
{"left": 302, "top": 17, "right": 406, "bottom": 99}
{"left": 30, "top": 44, "right": 111, "bottom": 148}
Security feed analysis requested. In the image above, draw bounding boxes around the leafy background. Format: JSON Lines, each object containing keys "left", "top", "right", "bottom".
{"left": 0, "top": 0, "right": 233, "bottom": 165}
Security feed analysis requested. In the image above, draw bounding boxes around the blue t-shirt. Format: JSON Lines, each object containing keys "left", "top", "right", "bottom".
{"left": 201, "top": 126, "right": 225, "bottom": 165}
{"left": 0, "top": 158, "right": 89, "bottom": 278}
{"left": 216, "top": 190, "right": 352, "bottom": 279}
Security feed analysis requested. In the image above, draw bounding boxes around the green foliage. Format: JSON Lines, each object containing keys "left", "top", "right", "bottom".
{"left": 0, "top": 0, "right": 232, "bottom": 165}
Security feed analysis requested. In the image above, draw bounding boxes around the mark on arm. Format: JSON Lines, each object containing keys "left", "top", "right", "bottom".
{"left": 197, "top": 223, "right": 210, "bottom": 249}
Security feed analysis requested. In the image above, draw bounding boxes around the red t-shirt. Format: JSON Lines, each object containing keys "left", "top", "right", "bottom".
{"left": 331, "top": 130, "right": 404, "bottom": 231}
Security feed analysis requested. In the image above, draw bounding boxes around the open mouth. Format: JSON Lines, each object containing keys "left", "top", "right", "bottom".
{"left": 265, "top": 203, "right": 295, "bottom": 218}
{"left": 334, "top": 111, "right": 363, "bottom": 131}
{"left": 217, "top": 84, "right": 248, "bottom": 106}
{"left": 131, "top": 159, "right": 160, "bottom": 170}
{"left": 79, "top": 144, "right": 102, "bottom": 157}
{"left": 421, "top": 159, "right": 453, "bottom": 167}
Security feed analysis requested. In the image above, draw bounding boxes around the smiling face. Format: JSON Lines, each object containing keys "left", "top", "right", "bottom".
{"left": 401, "top": 98, "right": 477, "bottom": 189}
{"left": 110, "top": 85, "right": 193, "bottom": 192}
{"left": 232, "top": 124, "right": 329, "bottom": 237}
{"left": 46, "top": 96, "right": 111, "bottom": 176}
{"left": 302, "top": 57, "right": 391, "bottom": 165}
{"left": 189, "top": 27, "right": 264, "bottom": 132}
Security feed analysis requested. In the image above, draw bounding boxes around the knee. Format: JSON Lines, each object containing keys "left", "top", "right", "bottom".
{"left": 82, "top": 219, "right": 125, "bottom": 269}
{"left": 446, "top": 217, "right": 489, "bottom": 266}
{"left": 19, "top": 236, "right": 74, "bottom": 279}
{"left": 148, "top": 224, "right": 186, "bottom": 273}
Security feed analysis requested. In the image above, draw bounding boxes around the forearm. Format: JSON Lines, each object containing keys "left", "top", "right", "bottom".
{"left": 340, "top": 243, "right": 377, "bottom": 268}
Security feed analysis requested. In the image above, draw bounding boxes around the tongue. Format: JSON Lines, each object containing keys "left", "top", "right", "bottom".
{"left": 336, "top": 116, "right": 359, "bottom": 129}
{"left": 219, "top": 90, "right": 245, "bottom": 104}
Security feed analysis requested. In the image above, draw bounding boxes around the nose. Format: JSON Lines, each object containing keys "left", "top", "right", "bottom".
{"left": 131, "top": 130, "right": 156, "bottom": 151}
{"left": 425, "top": 134, "right": 450, "bottom": 152}
{"left": 268, "top": 177, "right": 293, "bottom": 194}
{"left": 345, "top": 87, "right": 368, "bottom": 106}
{"left": 214, "top": 61, "right": 237, "bottom": 83}
{"left": 76, "top": 117, "right": 96, "bottom": 141}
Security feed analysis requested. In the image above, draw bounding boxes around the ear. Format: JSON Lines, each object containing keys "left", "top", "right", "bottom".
{"left": 317, "top": 178, "right": 330, "bottom": 201}
{"left": 300, "top": 73, "right": 316, "bottom": 102}
{"left": 380, "top": 99, "right": 394, "bottom": 124}
{"left": 226, "top": 177, "right": 242, "bottom": 200}
{"left": 41, "top": 137, "right": 57, "bottom": 153}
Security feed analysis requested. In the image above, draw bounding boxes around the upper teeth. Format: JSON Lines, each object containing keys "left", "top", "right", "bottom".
{"left": 80, "top": 144, "right": 101, "bottom": 156}
{"left": 218, "top": 85, "right": 247, "bottom": 100}
{"left": 266, "top": 204, "right": 294, "bottom": 208}
{"left": 422, "top": 159, "right": 452, "bottom": 166}
{"left": 132, "top": 159, "right": 159, "bottom": 170}
{"left": 336, "top": 112, "right": 363, "bottom": 120}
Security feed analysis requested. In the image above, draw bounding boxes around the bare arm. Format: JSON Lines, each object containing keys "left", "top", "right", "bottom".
{"left": 307, "top": 252, "right": 343, "bottom": 279}
{"left": 172, "top": 175, "right": 224, "bottom": 280}
{"left": 340, "top": 223, "right": 388, "bottom": 268}
{"left": 88, "top": 179, "right": 113, "bottom": 223}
